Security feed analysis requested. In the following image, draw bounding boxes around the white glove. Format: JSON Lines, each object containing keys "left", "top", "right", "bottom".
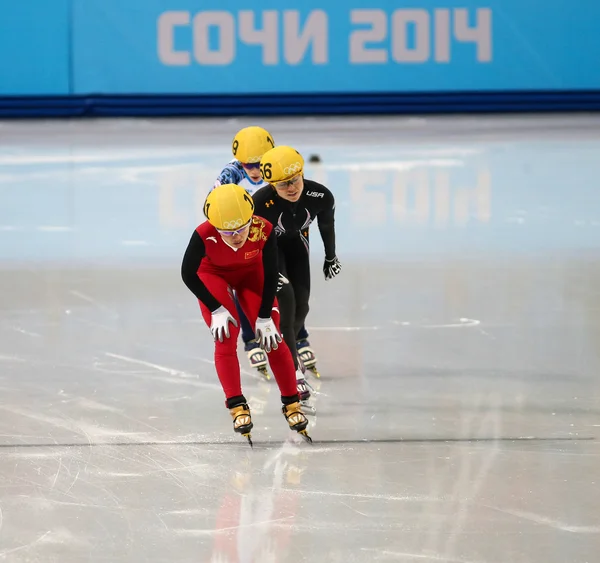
{"left": 277, "top": 273, "right": 289, "bottom": 293}
{"left": 323, "top": 256, "right": 342, "bottom": 280}
{"left": 210, "top": 305, "right": 238, "bottom": 342}
{"left": 255, "top": 317, "right": 283, "bottom": 352}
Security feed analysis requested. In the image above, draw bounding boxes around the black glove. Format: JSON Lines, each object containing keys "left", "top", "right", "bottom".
{"left": 323, "top": 257, "right": 341, "bottom": 281}
{"left": 277, "top": 273, "right": 289, "bottom": 292}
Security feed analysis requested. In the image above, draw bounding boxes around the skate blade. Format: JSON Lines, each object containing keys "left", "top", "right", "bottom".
{"left": 298, "top": 430, "right": 313, "bottom": 444}
{"left": 257, "top": 367, "right": 271, "bottom": 380}
{"left": 241, "top": 432, "right": 253, "bottom": 447}
{"left": 301, "top": 401, "right": 316, "bottom": 416}
{"left": 307, "top": 366, "right": 321, "bottom": 379}
{"left": 304, "top": 379, "right": 317, "bottom": 393}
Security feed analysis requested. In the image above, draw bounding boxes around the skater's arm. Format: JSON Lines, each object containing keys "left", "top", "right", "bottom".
{"left": 258, "top": 231, "right": 279, "bottom": 318}
{"left": 181, "top": 231, "right": 222, "bottom": 312}
{"left": 317, "top": 190, "right": 336, "bottom": 260}
{"left": 214, "top": 161, "right": 244, "bottom": 188}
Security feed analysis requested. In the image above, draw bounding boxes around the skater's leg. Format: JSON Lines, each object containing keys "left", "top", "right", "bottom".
{"left": 277, "top": 281, "right": 300, "bottom": 370}
{"left": 288, "top": 253, "right": 319, "bottom": 374}
{"left": 234, "top": 290, "right": 269, "bottom": 377}
{"left": 198, "top": 273, "right": 243, "bottom": 400}
{"left": 264, "top": 306, "right": 302, "bottom": 400}
{"left": 236, "top": 286, "right": 298, "bottom": 401}
{"left": 198, "top": 274, "right": 254, "bottom": 443}
{"left": 296, "top": 325, "right": 309, "bottom": 341}
{"left": 271, "top": 264, "right": 311, "bottom": 399}
{"left": 238, "top": 281, "right": 311, "bottom": 439}
{"left": 287, "top": 249, "right": 311, "bottom": 343}
{"left": 274, "top": 247, "right": 302, "bottom": 371}
{"left": 234, "top": 293, "right": 256, "bottom": 348}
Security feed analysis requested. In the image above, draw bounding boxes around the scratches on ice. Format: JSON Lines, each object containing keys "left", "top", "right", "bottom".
{"left": 280, "top": 489, "right": 444, "bottom": 503}
{"left": 104, "top": 352, "right": 221, "bottom": 391}
{"left": 0, "top": 354, "right": 26, "bottom": 362}
{"left": 0, "top": 405, "right": 148, "bottom": 442}
{"left": 94, "top": 461, "right": 211, "bottom": 479}
{"left": 0, "top": 531, "right": 52, "bottom": 558}
{"left": 69, "top": 290, "right": 119, "bottom": 319}
{"left": 37, "top": 527, "right": 90, "bottom": 547}
{"left": 73, "top": 398, "right": 122, "bottom": 414}
{"left": 162, "top": 508, "right": 208, "bottom": 516}
{"left": 361, "top": 549, "right": 487, "bottom": 562}
{"left": 172, "top": 516, "right": 294, "bottom": 536}
{"left": 484, "top": 505, "right": 600, "bottom": 533}
{"left": 10, "top": 326, "right": 41, "bottom": 337}
{"left": 0, "top": 526, "right": 90, "bottom": 556}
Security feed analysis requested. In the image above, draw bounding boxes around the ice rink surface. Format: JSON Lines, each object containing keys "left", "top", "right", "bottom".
{"left": 0, "top": 114, "right": 599, "bottom": 562}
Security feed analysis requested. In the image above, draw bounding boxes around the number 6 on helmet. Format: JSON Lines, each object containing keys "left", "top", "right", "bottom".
{"left": 259, "top": 146, "right": 305, "bottom": 184}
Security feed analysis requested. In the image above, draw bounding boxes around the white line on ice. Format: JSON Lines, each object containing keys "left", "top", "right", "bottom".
{"left": 163, "top": 508, "right": 208, "bottom": 516}
{"left": 0, "top": 354, "right": 26, "bottom": 362}
{"left": 485, "top": 506, "right": 600, "bottom": 533}
{"left": 392, "top": 318, "right": 481, "bottom": 328}
{"left": 173, "top": 516, "right": 294, "bottom": 535}
{"left": 361, "top": 549, "right": 487, "bottom": 562}
{"left": 11, "top": 327, "right": 41, "bottom": 337}
{"left": 422, "top": 318, "right": 481, "bottom": 328}
{"left": 105, "top": 352, "right": 221, "bottom": 391}
{"left": 75, "top": 397, "right": 122, "bottom": 413}
{"left": 281, "top": 488, "right": 444, "bottom": 503}
{"left": 121, "top": 240, "right": 149, "bottom": 246}
{"left": 308, "top": 319, "right": 482, "bottom": 331}
{"left": 0, "top": 150, "right": 203, "bottom": 166}
{"left": 69, "top": 289, "right": 102, "bottom": 306}
{"left": 36, "top": 226, "right": 73, "bottom": 232}
{"left": 321, "top": 158, "right": 465, "bottom": 172}
{"left": 307, "top": 326, "right": 380, "bottom": 331}
{"left": 0, "top": 531, "right": 51, "bottom": 558}
{"left": 69, "top": 290, "right": 119, "bottom": 319}
{"left": 69, "top": 290, "right": 103, "bottom": 306}
{"left": 0, "top": 405, "right": 148, "bottom": 441}
{"left": 184, "top": 351, "right": 259, "bottom": 381}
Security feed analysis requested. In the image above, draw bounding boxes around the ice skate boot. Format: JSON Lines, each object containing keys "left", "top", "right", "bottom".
{"left": 296, "top": 369, "right": 316, "bottom": 415}
{"left": 229, "top": 403, "right": 253, "bottom": 447}
{"left": 282, "top": 401, "right": 312, "bottom": 443}
{"left": 246, "top": 341, "right": 270, "bottom": 380}
{"left": 297, "top": 339, "right": 321, "bottom": 378}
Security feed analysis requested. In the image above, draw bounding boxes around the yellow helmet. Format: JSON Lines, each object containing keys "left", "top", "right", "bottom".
{"left": 260, "top": 145, "right": 304, "bottom": 183}
{"left": 203, "top": 184, "right": 254, "bottom": 230}
{"left": 232, "top": 126, "right": 275, "bottom": 164}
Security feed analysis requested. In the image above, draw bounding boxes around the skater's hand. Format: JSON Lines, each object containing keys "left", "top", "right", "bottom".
{"left": 277, "top": 273, "right": 289, "bottom": 293}
{"left": 323, "top": 256, "right": 341, "bottom": 280}
{"left": 210, "top": 305, "right": 238, "bottom": 342}
{"left": 255, "top": 317, "right": 283, "bottom": 353}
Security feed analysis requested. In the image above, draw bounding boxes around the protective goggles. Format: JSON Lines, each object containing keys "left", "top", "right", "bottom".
{"left": 216, "top": 221, "right": 251, "bottom": 236}
{"left": 274, "top": 174, "right": 302, "bottom": 190}
{"left": 241, "top": 162, "right": 261, "bottom": 170}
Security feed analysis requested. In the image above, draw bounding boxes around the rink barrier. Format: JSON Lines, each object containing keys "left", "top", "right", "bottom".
{"left": 2, "top": 90, "right": 600, "bottom": 118}
{"left": 2, "top": 2, "right": 600, "bottom": 117}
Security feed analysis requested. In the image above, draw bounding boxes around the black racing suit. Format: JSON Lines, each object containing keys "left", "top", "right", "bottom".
{"left": 252, "top": 178, "right": 337, "bottom": 370}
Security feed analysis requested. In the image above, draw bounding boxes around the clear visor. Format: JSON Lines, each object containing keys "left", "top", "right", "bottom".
{"left": 273, "top": 174, "right": 302, "bottom": 191}
{"left": 216, "top": 220, "right": 251, "bottom": 236}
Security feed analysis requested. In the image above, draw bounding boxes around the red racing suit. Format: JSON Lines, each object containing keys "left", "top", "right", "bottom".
{"left": 181, "top": 216, "right": 298, "bottom": 401}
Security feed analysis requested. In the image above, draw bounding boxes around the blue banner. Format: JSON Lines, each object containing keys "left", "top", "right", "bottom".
{"left": 0, "top": 1, "right": 70, "bottom": 95}
{"left": 71, "top": 0, "right": 600, "bottom": 95}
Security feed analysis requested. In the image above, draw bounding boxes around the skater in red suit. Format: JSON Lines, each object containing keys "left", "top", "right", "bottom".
{"left": 181, "top": 183, "right": 311, "bottom": 445}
